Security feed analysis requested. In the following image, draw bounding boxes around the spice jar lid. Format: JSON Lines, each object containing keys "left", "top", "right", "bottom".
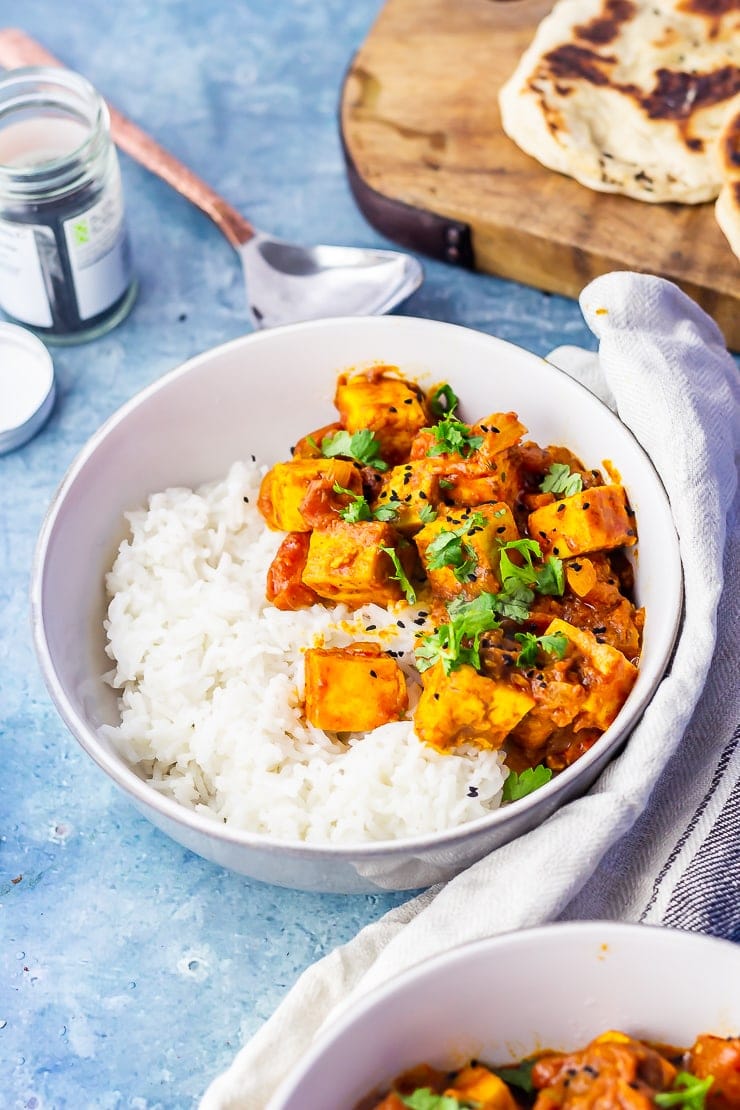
{"left": 0, "top": 322, "right": 56, "bottom": 454}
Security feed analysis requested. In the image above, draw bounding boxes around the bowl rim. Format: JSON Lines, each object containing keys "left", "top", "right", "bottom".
{"left": 30, "top": 315, "right": 684, "bottom": 860}
{"left": 267, "top": 920, "right": 740, "bottom": 1108}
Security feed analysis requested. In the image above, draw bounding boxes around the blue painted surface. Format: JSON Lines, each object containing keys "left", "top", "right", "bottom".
{"left": 3, "top": 2, "right": 731, "bottom": 1106}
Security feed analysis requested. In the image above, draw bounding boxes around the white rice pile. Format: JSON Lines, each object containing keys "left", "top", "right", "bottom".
{"left": 102, "top": 460, "right": 508, "bottom": 844}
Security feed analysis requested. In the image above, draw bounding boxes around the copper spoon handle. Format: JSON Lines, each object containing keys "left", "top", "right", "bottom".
{"left": 0, "top": 27, "right": 254, "bottom": 248}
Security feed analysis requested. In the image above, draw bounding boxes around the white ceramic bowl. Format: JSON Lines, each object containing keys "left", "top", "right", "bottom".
{"left": 269, "top": 922, "right": 740, "bottom": 1110}
{"left": 31, "top": 316, "right": 682, "bottom": 893}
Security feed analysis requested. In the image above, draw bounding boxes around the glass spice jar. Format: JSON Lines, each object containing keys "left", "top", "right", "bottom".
{"left": 0, "top": 66, "right": 137, "bottom": 344}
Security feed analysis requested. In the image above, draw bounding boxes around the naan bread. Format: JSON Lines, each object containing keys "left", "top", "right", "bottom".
{"left": 715, "top": 96, "right": 740, "bottom": 260}
{"left": 499, "top": 0, "right": 740, "bottom": 203}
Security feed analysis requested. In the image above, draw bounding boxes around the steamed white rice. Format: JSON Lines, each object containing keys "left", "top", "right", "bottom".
{"left": 102, "top": 460, "right": 508, "bottom": 844}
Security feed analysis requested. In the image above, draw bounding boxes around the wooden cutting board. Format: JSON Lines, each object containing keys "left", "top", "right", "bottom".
{"left": 339, "top": 0, "right": 740, "bottom": 349}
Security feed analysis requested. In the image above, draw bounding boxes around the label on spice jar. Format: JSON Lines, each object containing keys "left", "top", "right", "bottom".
{"left": 0, "top": 221, "right": 53, "bottom": 328}
{"left": 63, "top": 175, "right": 132, "bottom": 320}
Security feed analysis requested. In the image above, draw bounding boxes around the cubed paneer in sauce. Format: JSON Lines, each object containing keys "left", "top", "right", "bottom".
{"left": 414, "top": 660, "right": 535, "bottom": 752}
{"left": 414, "top": 503, "right": 519, "bottom": 601}
{"left": 335, "top": 366, "right": 429, "bottom": 463}
{"left": 373, "top": 461, "right": 441, "bottom": 534}
{"left": 302, "top": 521, "right": 414, "bottom": 608}
{"left": 304, "top": 644, "right": 408, "bottom": 731}
{"left": 528, "top": 484, "right": 636, "bottom": 559}
{"left": 258, "top": 458, "right": 361, "bottom": 532}
{"left": 545, "top": 618, "right": 638, "bottom": 733}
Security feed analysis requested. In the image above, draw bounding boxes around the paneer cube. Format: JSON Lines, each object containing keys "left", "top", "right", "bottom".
{"left": 414, "top": 503, "right": 519, "bottom": 602}
{"left": 445, "top": 1066, "right": 519, "bottom": 1110}
{"left": 304, "top": 643, "right": 408, "bottom": 731}
{"left": 257, "top": 459, "right": 361, "bottom": 532}
{"left": 545, "top": 618, "right": 637, "bottom": 732}
{"left": 471, "top": 411, "right": 527, "bottom": 461}
{"left": 443, "top": 451, "right": 522, "bottom": 508}
{"left": 335, "top": 367, "right": 429, "bottom": 463}
{"left": 414, "top": 661, "right": 535, "bottom": 751}
{"left": 302, "top": 521, "right": 413, "bottom": 607}
{"left": 373, "top": 461, "right": 440, "bottom": 534}
{"left": 528, "top": 485, "right": 636, "bottom": 559}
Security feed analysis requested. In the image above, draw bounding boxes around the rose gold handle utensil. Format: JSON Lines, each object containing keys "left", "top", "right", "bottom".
{"left": 0, "top": 27, "right": 254, "bottom": 247}
{"left": 0, "top": 27, "right": 423, "bottom": 328}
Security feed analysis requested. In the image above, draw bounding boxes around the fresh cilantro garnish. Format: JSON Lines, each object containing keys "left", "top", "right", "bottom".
{"left": 654, "top": 1073, "right": 714, "bottom": 1110}
{"left": 492, "top": 585, "right": 535, "bottom": 622}
{"left": 439, "top": 478, "right": 454, "bottom": 490}
{"left": 535, "top": 556, "right": 564, "bottom": 596}
{"left": 497, "top": 538, "right": 564, "bottom": 604}
{"left": 402, "top": 1089, "right": 478, "bottom": 1110}
{"left": 417, "top": 595, "right": 500, "bottom": 675}
{"left": 415, "top": 623, "right": 461, "bottom": 675}
{"left": 332, "top": 482, "right": 372, "bottom": 523}
{"left": 514, "top": 630, "right": 568, "bottom": 667}
{"left": 429, "top": 383, "right": 459, "bottom": 418}
{"left": 426, "top": 513, "right": 486, "bottom": 583}
{"left": 491, "top": 1058, "right": 537, "bottom": 1093}
{"left": 320, "top": 429, "right": 389, "bottom": 471}
{"left": 418, "top": 503, "right": 438, "bottom": 524}
{"left": 540, "top": 462, "right": 583, "bottom": 497}
{"left": 425, "top": 416, "right": 483, "bottom": 459}
{"left": 380, "top": 545, "right": 416, "bottom": 604}
{"left": 502, "top": 764, "right": 553, "bottom": 802}
{"left": 333, "top": 483, "right": 399, "bottom": 524}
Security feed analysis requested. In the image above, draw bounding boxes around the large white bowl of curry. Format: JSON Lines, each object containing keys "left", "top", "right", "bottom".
{"left": 31, "top": 316, "right": 682, "bottom": 893}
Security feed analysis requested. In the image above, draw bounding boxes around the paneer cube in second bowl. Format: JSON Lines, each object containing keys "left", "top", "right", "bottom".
{"left": 304, "top": 644, "right": 408, "bottom": 731}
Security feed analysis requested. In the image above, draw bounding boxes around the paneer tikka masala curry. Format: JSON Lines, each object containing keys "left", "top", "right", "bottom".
{"left": 257, "top": 365, "right": 643, "bottom": 797}
{"left": 364, "top": 1030, "right": 740, "bottom": 1110}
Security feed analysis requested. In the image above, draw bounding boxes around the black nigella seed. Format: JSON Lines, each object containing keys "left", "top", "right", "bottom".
{"left": 467, "top": 786, "right": 479, "bottom": 797}
{"left": 582, "top": 501, "right": 590, "bottom": 509}
{"left": 403, "top": 398, "right": 414, "bottom": 405}
{"left": 369, "top": 669, "right": 377, "bottom": 678}
{"left": 433, "top": 693, "right": 440, "bottom": 701}
{"left": 593, "top": 625, "right": 606, "bottom": 633}
{"left": 496, "top": 526, "right": 506, "bottom": 534}
{"left": 627, "top": 528, "right": 635, "bottom": 536}
{"left": 389, "top": 406, "right": 397, "bottom": 413}
{"left": 553, "top": 546, "right": 560, "bottom": 555}
{"left": 557, "top": 504, "right": 566, "bottom": 513}
{"left": 366, "top": 624, "right": 377, "bottom": 631}
{"left": 243, "top": 496, "right": 249, "bottom": 503}
{"left": 492, "top": 427, "right": 500, "bottom": 434}
{"left": 397, "top": 620, "right": 405, "bottom": 628}
{"left": 539, "top": 530, "right": 547, "bottom": 538}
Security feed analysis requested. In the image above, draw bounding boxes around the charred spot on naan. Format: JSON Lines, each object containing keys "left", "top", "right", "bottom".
{"left": 574, "top": 0, "right": 636, "bottom": 44}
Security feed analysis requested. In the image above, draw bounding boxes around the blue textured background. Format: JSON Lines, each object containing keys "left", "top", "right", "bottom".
{"left": 3, "top": 1, "right": 728, "bottom": 1106}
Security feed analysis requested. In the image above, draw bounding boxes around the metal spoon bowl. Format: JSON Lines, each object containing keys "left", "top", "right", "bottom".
{"left": 0, "top": 28, "right": 424, "bottom": 329}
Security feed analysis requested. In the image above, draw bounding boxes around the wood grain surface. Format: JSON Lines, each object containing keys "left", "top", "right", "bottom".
{"left": 340, "top": 0, "right": 740, "bottom": 349}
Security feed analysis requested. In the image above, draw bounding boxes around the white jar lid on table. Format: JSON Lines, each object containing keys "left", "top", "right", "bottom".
{"left": 0, "top": 321, "right": 56, "bottom": 453}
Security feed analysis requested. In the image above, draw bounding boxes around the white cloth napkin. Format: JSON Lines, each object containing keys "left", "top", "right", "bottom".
{"left": 201, "top": 272, "right": 740, "bottom": 1110}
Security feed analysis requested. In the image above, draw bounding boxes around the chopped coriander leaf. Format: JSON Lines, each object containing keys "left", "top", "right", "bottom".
{"left": 415, "top": 623, "right": 458, "bottom": 674}
{"left": 429, "top": 383, "right": 459, "bottom": 418}
{"left": 448, "top": 593, "right": 501, "bottom": 639}
{"left": 402, "top": 1089, "right": 478, "bottom": 1110}
{"left": 426, "top": 514, "right": 485, "bottom": 584}
{"left": 540, "top": 461, "right": 583, "bottom": 497}
{"left": 439, "top": 478, "right": 454, "bottom": 490}
{"left": 380, "top": 545, "right": 416, "bottom": 604}
{"left": 535, "top": 555, "right": 565, "bottom": 596}
{"left": 320, "top": 428, "right": 389, "bottom": 471}
{"left": 332, "top": 482, "right": 372, "bottom": 523}
{"left": 491, "top": 584, "right": 534, "bottom": 622}
{"left": 425, "top": 416, "right": 483, "bottom": 459}
{"left": 373, "top": 503, "right": 400, "bottom": 522}
{"left": 502, "top": 764, "right": 553, "bottom": 802}
{"left": 491, "top": 1058, "right": 537, "bottom": 1093}
{"left": 654, "top": 1073, "right": 714, "bottom": 1110}
{"left": 498, "top": 538, "right": 542, "bottom": 591}
{"left": 515, "top": 630, "right": 568, "bottom": 667}
{"left": 418, "top": 503, "right": 438, "bottom": 524}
